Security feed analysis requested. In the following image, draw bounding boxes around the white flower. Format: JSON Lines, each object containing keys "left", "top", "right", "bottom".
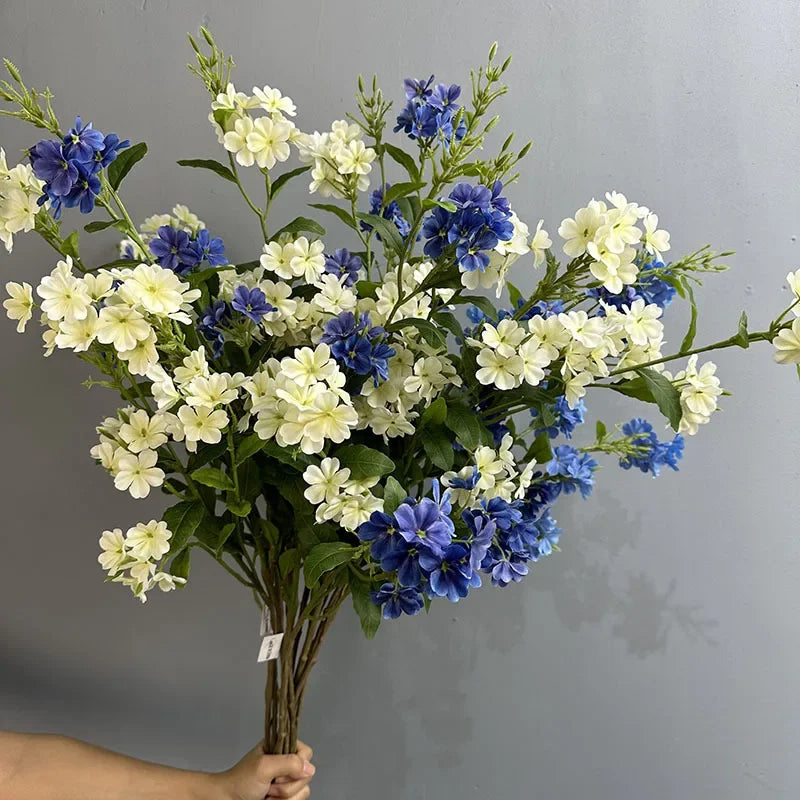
{"left": 482, "top": 318, "right": 526, "bottom": 350}
{"left": 96, "top": 305, "right": 152, "bottom": 352}
{"left": 527, "top": 315, "right": 571, "bottom": 360}
{"left": 98, "top": 528, "right": 128, "bottom": 575}
{"left": 529, "top": 220, "right": 551, "bottom": 267}
{"left": 172, "top": 204, "right": 205, "bottom": 235}
{"left": 773, "top": 318, "right": 800, "bottom": 364}
{"left": 565, "top": 372, "right": 593, "bottom": 408}
{"left": 312, "top": 274, "right": 357, "bottom": 315}
{"left": 178, "top": 405, "right": 229, "bottom": 445}
{"left": 55, "top": 305, "right": 99, "bottom": 352}
{"left": 586, "top": 242, "right": 638, "bottom": 294}
{"left": 642, "top": 213, "right": 670, "bottom": 259}
{"left": 152, "top": 571, "right": 186, "bottom": 592}
{"left": 252, "top": 85, "right": 296, "bottom": 116}
{"left": 260, "top": 241, "right": 294, "bottom": 280}
{"left": 37, "top": 258, "right": 91, "bottom": 322}
{"left": 91, "top": 441, "right": 126, "bottom": 473}
{"left": 339, "top": 494, "right": 382, "bottom": 531}
{"left": 119, "top": 410, "right": 168, "bottom": 453}
{"left": 212, "top": 83, "right": 259, "bottom": 112}
{"left": 120, "top": 264, "right": 195, "bottom": 317}
{"left": 281, "top": 344, "right": 338, "bottom": 387}
{"left": 303, "top": 457, "right": 351, "bottom": 504}
{"left": 114, "top": 449, "right": 165, "bottom": 498}
{"left": 475, "top": 345, "right": 522, "bottom": 390}
{"left": 118, "top": 329, "right": 159, "bottom": 375}
{"left": 83, "top": 271, "right": 114, "bottom": 302}
{"left": 146, "top": 365, "right": 181, "bottom": 410}
{"left": 518, "top": 339, "right": 551, "bottom": 386}
{"left": 259, "top": 279, "right": 298, "bottom": 318}
{"left": 403, "top": 356, "right": 459, "bottom": 402}
{"left": 785, "top": 270, "right": 800, "bottom": 312}
{"left": 558, "top": 200, "right": 606, "bottom": 257}
{"left": 184, "top": 374, "right": 239, "bottom": 407}
{"left": 622, "top": 299, "right": 663, "bottom": 346}
{"left": 286, "top": 237, "right": 326, "bottom": 283}
{"left": 281, "top": 393, "right": 357, "bottom": 453}
{"left": 223, "top": 116, "right": 257, "bottom": 167}
{"left": 681, "top": 355, "right": 721, "bottom": 416}
{"left": 3, "top": 281, "right": 34, "bottom": 332}
{"left": 334, "top": 140, "right": 376, "bottom": 176}
{"left": 174, "top": 348, "right": 210, "bottom": 385}
{"left": 246, "top": 116, "right": 292, "bottom": 169}
{"left": 558, "top": 310, "right": 606, "bottom": 349}
{"left": 125, "top": 520, "right": 171, "bottom": 561}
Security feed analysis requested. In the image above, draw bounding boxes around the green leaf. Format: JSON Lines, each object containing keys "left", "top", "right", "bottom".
{"left": 680, "top": 281, "right": 698, "bottom": 352}
{"left": 235, "top": 433, "right": 268, "bottom": 463}
{"left": 303, "top": 542, "right": 358, "bottom": 586}
{"left": 382, "top": 181, "right": 424, "bottom": 207}
{"left": 237, "top": 459, "right": 262, "bottom": 502}
{"left": 279, "top": 548, "right": 301, "bottom": 579}
{"left": 380, "top": 142, "right": 420, "bottom": 182}
{"left": 61, "top": 230, "right": 80, "bottom": 260}
{"left": 226, "top": 495, "right": 252, "bottom": 517}
{"left": 272, "top": 215, "right": 326, "bottom": 241}
{"left": 449, "top": 293, "right": 497, "bottom": 321}
{"left": 109, "top": 142, "right": 147, "bottom": 190}
{"left": 421, "top": 396, "right": 447, "bottom": 426}
{"left": 388, "top": 317, "right": 448, "bottom": 349}
{"left": 422, "top": 197, "right": 458, "bottom": 213}
{"left": 336, "top": 444, "right": 395, "bottom": 481}
{"left": 176, "top": 157, "right": 236, "bottom": 184}
{"left": 445, "top": 403, "right": 483, "bottom": 450}
{"left": 506, "top": 281, "right": 523, "bottom": 307}
{"left": 433, "top": 311, "right": 463, "bottom": 340}
{"left": 92, "top": 257, "right": 140, "bottom": 271}
{"left": 525, "top": 432, "right": 553, "bottom": 464}
{"left": 382, "top": 476, "right": 406, "bottom": 514}
{"left": 355, "top": 280, "right": 380, "bottom": 299}
{"left": 308, "top": 202, "right": 359, "bottom": 231}
{"left": 215, "top": 522, "right": 236, "bottom": 556}
{"left": 191, "top": 466, "right": 235, "bottom": 491}
{"left": 263, "top": 440, "right": 316, "bottom": 469}
{"left": 163, "top": 501, "right": 206, "bottom": 557}
{"left": 422, "top": 424, "right": 454, "bottom": 471}
{"left": 187, "top": 441, "right": 229, "bottom": 471}
{"left": 636, "top": 367, "right": 682, "bottom": 430}
{"left": 169, "top": 548, "right": 191, "bottom": 581}
{"left": 349, "top": 572, "right": 381, "bottom": 639}
{"left": 595, "top": 420, "right": 607, "bottom": 440}
{"left": 270, "top": 165, "right": 312, "bottom": 197}
{"left": 84, "top": 219, "right": 123, "bottom": 233}
{"left": 357, "top": 212, "right": 405, "bottom": 255}
{"left": 734, "top": 310, "right": 750, "bottom": 348}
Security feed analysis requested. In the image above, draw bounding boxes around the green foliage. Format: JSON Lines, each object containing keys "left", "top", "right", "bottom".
{"left": 308, "top": 202, "right": 359, "bottom": 231}
{"left": 379, "top": 142, "right": 420, "bottom": 182}
{"left": 191, "top": 466, "right": 234, "bottom": 491}
{"left": 176, "top": 158, "right": 236, "bottom": 183}
{"left": 356, "top": 212, "right": 405, "bottom": 254}
{"left": 382, "top": 476, "right": 407, "bottom": 514}
{"left": 304, "top": 542, "right": 359, "bottom": 586}
{"left": 680, "top": 281, "right": 698, "bottom": 351}
{"left": 108, "top": 142, "right": 148, "bottom": 190}
{"left": 163, "top": 501, "right": 206, "bottom": 558}
{"left": 422, "top": 424, "right": 455, "bottom": 471}
{"left": 445, "top": 402, "right": 484, "bottom": 451}
{"left": 169, "top": 548, "right": 191, "bottom": 580}
{"left": 272, "top": 216, "right": 326, "bottom": 240}
{"left": 349, "top": 572, "right": 381, "bottom": 639}
{"left": 270, "top": 165, "right": 312, "bottom": 197}
{"left": 735, "top": 311, "right": 750, "bottom": 348}
{"left": 336, "top": 445, "right": 395, "bottom": 480}
{"left": 233, "top": 434, "right": 268, "bottom": 463}
{"left": 387, "top": 317, "right": 448, "bottom": 349}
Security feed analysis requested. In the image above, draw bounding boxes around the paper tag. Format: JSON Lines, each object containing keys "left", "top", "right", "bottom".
{"left": 260, "top": 606, "right": 272, "bottom": 637}
{"left": 257, "top": 633, "right": 284, "bottom": 662}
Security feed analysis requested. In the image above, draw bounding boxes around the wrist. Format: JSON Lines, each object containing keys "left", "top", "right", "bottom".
{"left": 185, "top": 770, "right": 226, "bottom": 800}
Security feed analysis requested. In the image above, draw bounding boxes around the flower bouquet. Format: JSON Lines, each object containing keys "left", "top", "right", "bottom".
{"left": 2, "top": 29, "right": 798, "bottom": 759}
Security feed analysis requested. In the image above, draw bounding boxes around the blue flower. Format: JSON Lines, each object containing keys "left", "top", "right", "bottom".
{"left": 485, "top": 548, "right": 529, "bottom": 587}
{"left": 421, "top": 206, "right": 452, "bottom": 259}
{"left": 198, "top": 299, "right": 230, "bottom": 357}
{"left": 426, "top": 543, "right": 474, "bottom": 602}
{"left": 322, "top": 311, "right": 394, "bottom": 385}
{"left": 28, "top": 140, "right": 77, "bottom": 195}
{"left": 362, "top": 185, "right": 412, "bottom": 239}
{"left": 324, "top": 248, "right": 362, "bottom": 287}
{"left": 331, "top": 334, "right": 373, "bottom": 374}
{"left": 462, "top": 509, "right": 496, "bottom": 571}
{"left": 371, "top": 582, "right": 424, "bottom": 619}
{"left": 410, "top": 104, "right": 440, "bottom": 138}
{"left": 357, "top": 511, "right": 404, "bottom": 562}
{"left": 393, "top": 498, "right": 454, "bottom": 556}
{"left": 320, "top": 311, "right": 361, "bottom": 344}
{"left": 62, "top": 162, "right": 101, "bottom": 214}
{"left": 450, "top": 183, "right": 491, "bottom": 212}
{"left": 149, "top": 225, "right": 201, "bottom": 274}
{"left": 93, "top": 133, "right": 130, "bottom": 170}
{"left": 231, "top": 285, "right": 274, "bottom": 323}
{"left": 428, "top": 83, "right": 461, "bottom": 112}
{"left": 533, "top": 396, "right": 587, "bottom": 440}
{"left": 404, "top": 75, "right": 435, "bottom": 102}
{"left": 529, "top": 299, "right": 564, "bottom": 318}
{"left": 532, "top": 511, "right": 561, "bottom": 557}
{"left": 62, "top": 117, "right": 105, "bottom": 163}
{"left": 618, "top": 418, "right": 684, "bottom": 477}
{"left": 547, "top": 445, "right": 597, "bottom": 499}
{"left": 190, "top": 229, "right": 228, "bottom": 267}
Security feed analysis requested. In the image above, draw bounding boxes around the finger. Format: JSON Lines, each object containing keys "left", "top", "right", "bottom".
{"left": 257, "top": 753, "right": 315, "bottom": 783}
{"left": 296, "top": 739, "right": 313, "bottom": 762}
{"left": 267, "top": 777, "right": 311, "bottom": 798}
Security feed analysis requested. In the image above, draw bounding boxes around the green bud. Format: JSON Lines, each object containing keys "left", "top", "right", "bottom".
{"left": 518, "top": 141, "right": 532, "bottom": 159}
{"left": 488, "top": 42, "right": 498, "bottom": 61}
{"left": 187, "top": 34, "right": 201, "bottom": 55}
{"left": 358, "top": 75, "right": 365, "bottom": 93}
{"left": 200, "top": 27, "right": 215, "bottom": 47}
{"left": 485, "top": 115, "right": 499, "bottom": 133}
{"left": 501, "top": 55, "right": 512, "bottom": 72}
{"left": 500, "top": 133, "right": 514, "bottom": 152}
{"left": 3, "top": 59, "right": 22, "bottom": 83}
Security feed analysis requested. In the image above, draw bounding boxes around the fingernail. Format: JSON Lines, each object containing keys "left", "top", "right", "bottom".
{"left": 303, "top": 760, "right": 315, "bottom": 776}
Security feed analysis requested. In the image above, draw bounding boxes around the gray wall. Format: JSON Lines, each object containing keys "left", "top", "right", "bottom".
{"left": 2, "top": 1, "right": 799, "bottom": 797}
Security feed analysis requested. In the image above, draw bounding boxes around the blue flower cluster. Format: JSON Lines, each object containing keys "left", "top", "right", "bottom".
{"left": 533, "top": 396, "right": 587, "bottom": 440}
{"left": 320, "top": 311, "right": 396, "bottom": 385}
{"left": 587, "top": 260, "right": 676, "bottom": 311}
{"left": 394, "top": 76, "right": 467, "bottom": 146}
{"left": 362, "top": 482, "right": 564, "bottom": 619}
{"left": 422, "top": 181, "right": 514, "bottom": 272}
{"left": 324, "top": 248, "right": 362, "bottom": 288}
{"left": 149, "top": 225, "right": 227, "bottom": 276}
{"left": 360, "top": 185, "right": 413, "bottom": 241}
{"left": 546, "top": 445, "right": 597, "bottom": 499}
{"left": 618, "top": 418, "right": 684, "bottom": 477}
{"left": 28, "top": 117, "right": 129, "bottom": 218}
{"left": 198, "top": 286, "right": 275, "bottom": 357}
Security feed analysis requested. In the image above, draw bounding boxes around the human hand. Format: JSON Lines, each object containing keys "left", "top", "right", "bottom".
{"left": 212, "top": 740, "right": 315, "bottom": 800}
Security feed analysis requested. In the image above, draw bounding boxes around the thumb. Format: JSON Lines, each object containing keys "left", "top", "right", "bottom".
{"left": 258, "top": 753, "right": 315, "bottom": 783}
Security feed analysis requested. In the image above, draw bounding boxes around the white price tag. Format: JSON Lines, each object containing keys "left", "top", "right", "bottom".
{"left": 257, "top": 633, "right": 284, "bottom": 662}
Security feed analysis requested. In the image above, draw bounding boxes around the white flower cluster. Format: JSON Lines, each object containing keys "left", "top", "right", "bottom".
{"left": 98, "top": 520, "right": 184, "bottom": 603}
{"left": 0, "top": 148, "right": 44, "bottom": 253}
{"left": 302, "top": 457, "right": 382, "bottom": 531}
{"left": 663, "top": 354, "right": 722, "bottom": 435}
{"left": 773, "top": 269, "right": 800, "bottom": 365}
{"left": 558, "top": 191, "right": 670, "bottom": 293}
